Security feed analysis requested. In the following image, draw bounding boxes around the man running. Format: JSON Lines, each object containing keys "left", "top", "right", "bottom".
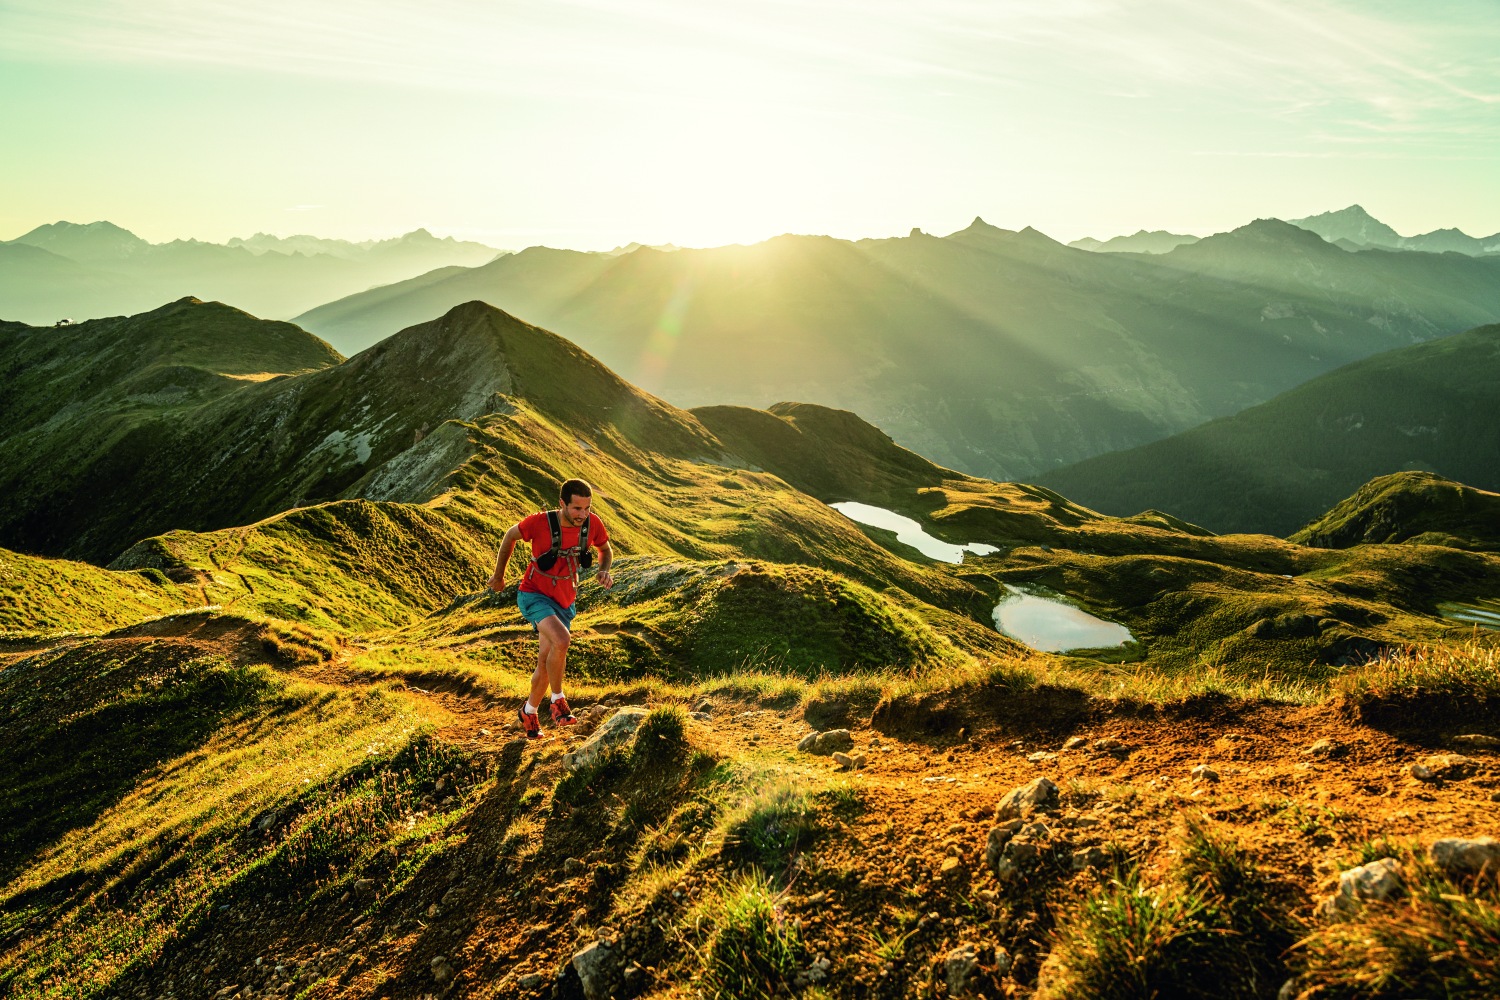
{"left": 489, "top": 478, "right": 613, "bottom": 740}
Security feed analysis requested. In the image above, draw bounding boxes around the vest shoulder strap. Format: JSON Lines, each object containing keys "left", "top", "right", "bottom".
{"left": 546, "top": 509, "right": 563, "bottom": 554}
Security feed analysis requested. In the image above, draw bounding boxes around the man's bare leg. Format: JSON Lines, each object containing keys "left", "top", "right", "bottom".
{"left": 529, "top": 616, "right": 570, "bottom": 707}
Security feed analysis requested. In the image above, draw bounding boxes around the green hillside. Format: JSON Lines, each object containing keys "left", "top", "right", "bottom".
{"left": 1040, "top": 323, "right": 1500, "bottom": 536}
{"left": 294, "top": 219, "right": 1500, "bottom": 481}
{"left": 1292, "top": 472, "right": 1500, "bottom": 552}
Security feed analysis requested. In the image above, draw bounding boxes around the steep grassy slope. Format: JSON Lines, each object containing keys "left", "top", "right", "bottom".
{"left": 295, "top": 219, "right": 1500, "bottom": 479}
{"left": 1040, "top": 323, "right": 1500, "bottom": 536}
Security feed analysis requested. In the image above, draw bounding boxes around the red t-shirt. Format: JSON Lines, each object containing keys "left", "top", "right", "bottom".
{"left": 515, "top": 510, "right": 609, "bottom": 607}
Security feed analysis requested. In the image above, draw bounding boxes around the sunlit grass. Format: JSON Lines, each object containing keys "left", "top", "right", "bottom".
{"left": 0, "top": 667, "right": 448, "bottom": 1000}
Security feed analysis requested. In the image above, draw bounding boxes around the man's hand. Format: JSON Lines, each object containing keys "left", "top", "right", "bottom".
{"left": 597, "top": 569, "right": 614, "bottom": 589}
{"left": 488, "top": 571, "right": 505, "bottom": 592}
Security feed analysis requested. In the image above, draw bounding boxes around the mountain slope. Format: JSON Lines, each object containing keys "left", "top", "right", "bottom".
{"left": 294, "top": 220, "right": 1500, "bottom": 480}
{"left": 1039, "top": 323, "right": 1500, "bottom": 536}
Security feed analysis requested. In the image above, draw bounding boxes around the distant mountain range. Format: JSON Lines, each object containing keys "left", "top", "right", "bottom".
{"left": 1040, "top": 322, "right": 1500, "bottom": 536}
{"left": 1067, "top": 230, "right": 1200, "bottom": 254}
{"left": 0, "top": 221, "right": 504, "bottom": 325}
{"left": 291, "top": 216, "right": 1500, "bottom": 482}
{"left": 1288, "top": 205, "right": 1500, "bottom": 256}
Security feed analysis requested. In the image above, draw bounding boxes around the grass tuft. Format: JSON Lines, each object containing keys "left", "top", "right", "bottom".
{"left": 719, "top": 781, "right": 816, "bottom": 873}
{"left": 700, "top": 870, "right": 805, "bottom": 1000}
{"left": 1288, "top": 854, "right": 1500, "bottom": 999}
{"left": 1038, "top": 817, "right": 1301, "bottom": 1000}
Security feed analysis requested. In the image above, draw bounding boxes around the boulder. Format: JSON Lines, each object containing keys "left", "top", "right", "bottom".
{"left": 1450, "top": 733, "right": 1500, "bottom": 749}
{"left": 1430, "top": 837, "right": 1500, "bottom": 880}
{"left": 563, "top": 707, "right": 648, "bottom": 772}
{"left": 1322, "top": 857, "right": 1403, "bottom": 918}
{"left": 995, "top": 777, "right": 1059, "bottom": 821}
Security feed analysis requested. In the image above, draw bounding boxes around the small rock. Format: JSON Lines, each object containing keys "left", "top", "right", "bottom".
{"left": 1422, "top": 754, "right": 1480, "bottom": 779}
{"left": 518, "top": 972, "right": 547, "bottom": 990}
{"left": 947, "top": 822, "right": 967, "bottom": 835}
{"left": 1190, "top": 764, "right": 1219, "bottom": 783}
{"left": 940, "top": 856, "right": 962, "bottom": 875}
{"left": 564, "top": 707, "right": 649, "bottom": 771}
{"left": 1062, "top": 736, "right": 1087, "bottom": 751}
{"left": 814, "top": 729, "right": 855, "bottom": 755}
{"left": 1301, "top": 738, "right": 1342, "bottom": 758}
{"left": 430, "top": 955, "right": 455, "bottom": 984}
{"left": 1409, "top": 762, "right": 1436, "bottom": 781}
{"left": 572, "top": 940, "right": 620, "bottom": 1000}
{"left": 1071, "top": 846, "right": 1109, "bottom": 871}
{"left": 354, "top": 878, "right": 376, "bottom": 893}
{"left": 692, "top": 699, "right": 713, "bottom": 715}
{"left": 564, "top": 857, "right": 586, "bottom": 877}
{"left": 832, "top": 751, "right": 855, "bottom": 771}
{"left": 943, "top": 943, "right": 981, "bottom": 995}
{"left": 1322, "top": 857, "right": 1403, "bottom": 918}
{"left": 994, "top": 946, "right": 1013, "bottom": 975}
{"left": 1027, "top": 751, "right": 1058, "bottom": 763}
{"left": 985, "top": 821, "right": 1023, "bottom": 869}
{"left": 797, "top": 732, "right": 820, "bottom": 753}
{"left": 1430, "top": 837, "right": 1500, "bottom": 880}
{"left": 995, "top": 777, "right": 1059, "bottom": 821}
{"left": 1451, "top": 733, "right": 1500, "bottom": 748}
{"left": 1091, "top": 737, "right": 1124, "bottom": 751}
{"left": 426, "top": 903, "right": 440, "bottom": 918}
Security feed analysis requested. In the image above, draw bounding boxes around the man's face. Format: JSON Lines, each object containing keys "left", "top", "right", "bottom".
{"left": 563, "top": 495, "right": 592, "bottom": 526}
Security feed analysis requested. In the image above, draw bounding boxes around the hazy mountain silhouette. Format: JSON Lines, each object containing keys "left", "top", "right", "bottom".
{"left": 0, "top": 221, "right": 505, "bottom": 325}
{"left": 1067, "top": 230, "right": 1200, "bottom": 253}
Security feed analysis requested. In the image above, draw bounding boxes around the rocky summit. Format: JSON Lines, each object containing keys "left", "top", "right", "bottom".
{"left": 2, "top": 300, "right": 1498, "bottom": 1000}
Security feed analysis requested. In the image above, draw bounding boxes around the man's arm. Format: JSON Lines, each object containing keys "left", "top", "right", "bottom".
{"left": 596, "top": 539, "right": 614, "bottom": 589}
{"left": 488, "top": 524, "right": 523, "bottom": 592}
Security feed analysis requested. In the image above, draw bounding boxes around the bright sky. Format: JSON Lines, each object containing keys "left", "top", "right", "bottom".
{"left": 2, "top": 0, "right": 1498, "bottom": 250}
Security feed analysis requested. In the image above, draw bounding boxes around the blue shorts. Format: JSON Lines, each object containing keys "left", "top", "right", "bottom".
{"left": 518, "top": 590, "right": 576, "bottom": 631}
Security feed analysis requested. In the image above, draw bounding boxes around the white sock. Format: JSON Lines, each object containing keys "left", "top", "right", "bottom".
{"left": 522, "top": 701, "right": 538, "bottom": 715}
{"left": 551, "top": 692, "right": 566, "bottom": 703}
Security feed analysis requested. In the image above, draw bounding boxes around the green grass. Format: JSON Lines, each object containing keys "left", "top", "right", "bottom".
{"left": 0, "top": 636, "right": 449, "bottom": 1000}
{"left": 699, "top": 870, "right": 806, "bottom": 1000}
{"left": 719, "top": 781, "right": 817, "bottom": 874}
{"left": 1288, "top": 853, "right": 1500, "bottom": 999}
{"left": 1036, "top": 818, "right": 1302, "bottom": 1000}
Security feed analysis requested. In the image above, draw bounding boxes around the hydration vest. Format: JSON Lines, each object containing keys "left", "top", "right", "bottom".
{"left": 525, "top": 510, "right": 593, "bottom": 587}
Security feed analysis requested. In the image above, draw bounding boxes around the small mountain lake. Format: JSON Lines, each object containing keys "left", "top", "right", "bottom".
{"left": 1440, "top": 600, "right": 1500, "bottom": 630}
{"left": 993, "top": 585, "right": 1134, "bottom": 653}
{"left": 830, "top": 501, "right": 999, "bottom": 565}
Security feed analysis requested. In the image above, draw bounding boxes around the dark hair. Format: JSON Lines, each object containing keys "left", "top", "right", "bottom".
{"left": 560, "top": 478, "right": 593, "bottom": 504}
